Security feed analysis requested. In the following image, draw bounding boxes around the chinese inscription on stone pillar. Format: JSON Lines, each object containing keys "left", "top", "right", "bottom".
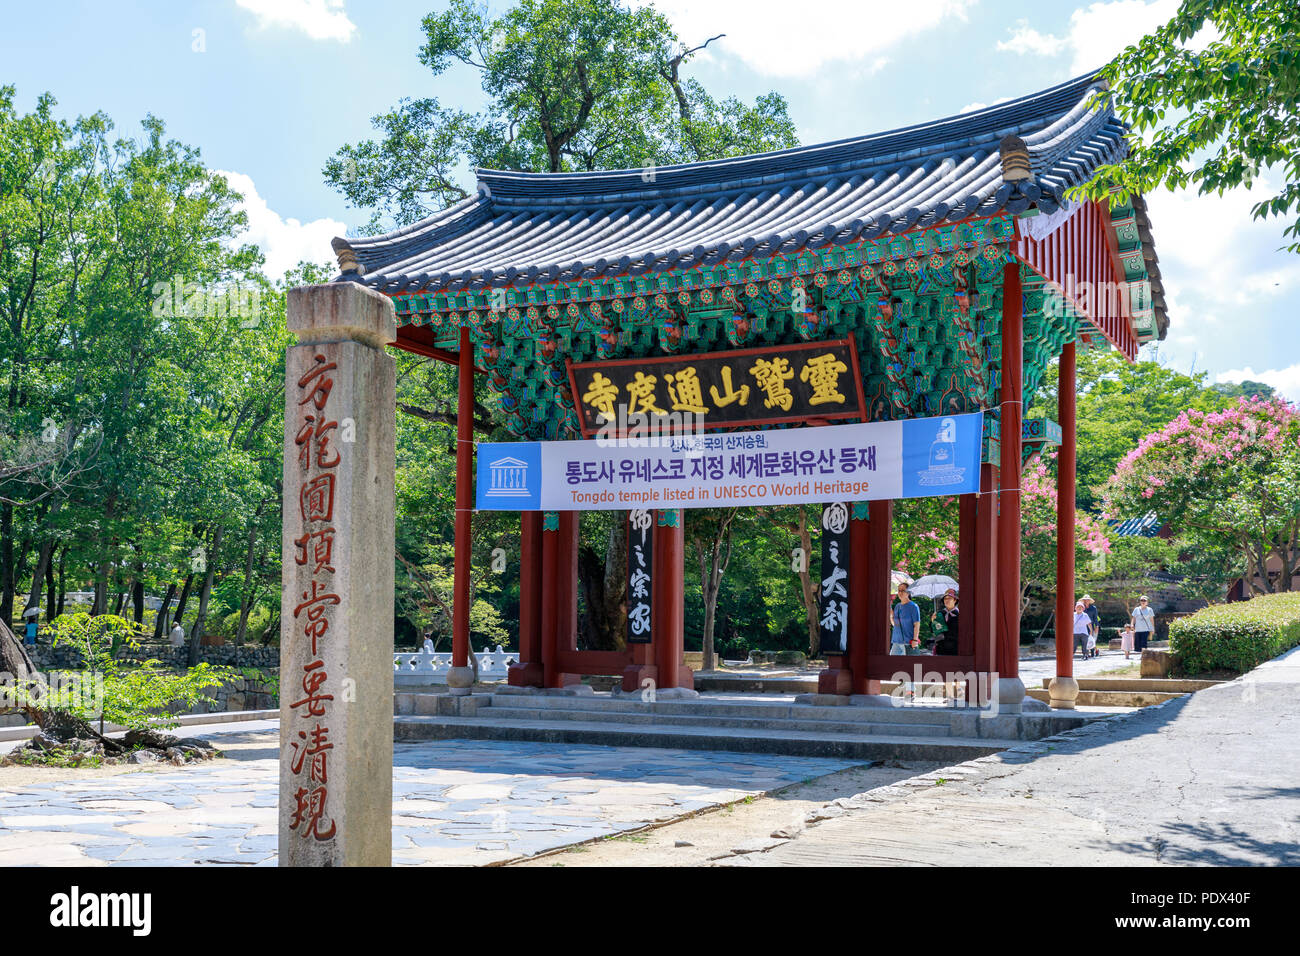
{"left": 287, "top": 352, "right": 341, "bottom": 843}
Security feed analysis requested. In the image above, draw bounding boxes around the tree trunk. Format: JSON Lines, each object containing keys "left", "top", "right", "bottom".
{"left": 92, "top": 562, "right": 108, "bottom": 616}
{"left": 172, "top": 573, "right": 195, "bottom": 627}
{"left": 188, "top": 526, "right": 222, "bottom": 666}
{"left": 55, "top": 547, "right": 66, "bottom": 617}
{"left": 1, "top": 502, "right": 14, "bottom": 626}
{"left": 132, "top": 579, "right": 144, "bottom": 624}
{"left": 152, "top": 582, "right": 177, "bottom": 641}
{"left": 234, "top": 521, "right": 258, "bottom": 646}
{"left": 796, "top": 506, "right": 819, "bottom": 656}
{"left": 45, "top": 546, "right": 57, "bottom": 621}
{"left": 25, "top": 538, "right": 56, "bottom": 620}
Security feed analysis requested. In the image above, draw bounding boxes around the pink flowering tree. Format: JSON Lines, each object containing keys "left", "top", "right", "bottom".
{"left": 893, "top": 460, "right": 1110, "bottom": 610}
{"left": 1021, "top": 457, "right": 1111, "bottom": 611}
{"left": 1103, "top": 397, "right": 1300, "bottom": 595}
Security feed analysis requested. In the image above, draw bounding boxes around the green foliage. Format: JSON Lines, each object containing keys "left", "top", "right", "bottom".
{"left": 31, "top": 612, "right": 231, "bottom": 732}
{"left": 1169, "top": 592, "right": 1300, "bottom": 673}
{"left": 1071, "top": 0, "right": 1300, "bottom": 252}
{"left": 1037, "top": 349, "right": 1233, "bottom": 510}
{"left": 325, "top": 0, "right": 798, "bottom": 230}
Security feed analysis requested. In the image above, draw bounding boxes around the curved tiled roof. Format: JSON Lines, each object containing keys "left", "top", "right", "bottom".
{"left": 337, "top": 71, "right": 1161, "bottom": 332}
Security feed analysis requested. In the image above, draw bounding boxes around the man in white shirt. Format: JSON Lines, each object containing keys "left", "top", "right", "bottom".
{"left": 169, "top": 621, "right": 186, "bottom": 647}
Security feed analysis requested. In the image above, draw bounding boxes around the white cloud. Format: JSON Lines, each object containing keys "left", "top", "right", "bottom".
{"left": 1215, "top": 365, "right": 1300, "bottom": 402}
{"left": 996, "top": 20, "right": 1067, "bottom": 57}
{"left": 235, "top": 0, "right": 356, "bottom": 43}
{"left": 638, "top": 0, "right": 977, "bottom": 78}
{"left": 1144, "top": 174, "right": 1300, "bottom": 380}
{"left": 216, "top": 170, "right": 345, "bottom": 279}
{"left": 996, "top": 0, "right": 1179, "bottom": 74}
{"left": 959, "top": 96, "right": 1011, "bottom": 114}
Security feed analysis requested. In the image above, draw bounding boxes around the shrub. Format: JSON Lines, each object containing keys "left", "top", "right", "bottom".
{"left": 1168, "top": 593, "right": 1300, "bottom": 674}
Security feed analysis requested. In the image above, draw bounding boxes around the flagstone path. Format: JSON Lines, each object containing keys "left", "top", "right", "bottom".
{"left": 0, "top": 726, "right": 858, "bottom": 866}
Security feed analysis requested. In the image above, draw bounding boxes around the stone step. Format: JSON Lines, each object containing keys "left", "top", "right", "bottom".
{"left": 487, "top": 692, "right": 961, "bottom": 725}
{"left": 483, "top": 705, "right": 954, "bottom": 738}
{"left": 394, "top": 714, "right": 1017, "bottom": 762}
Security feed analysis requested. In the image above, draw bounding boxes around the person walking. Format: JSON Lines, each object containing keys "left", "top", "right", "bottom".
{"left": 891, "top": 582, "right": 922, "bottom": 701}
{"left": 1120, "top": 623, "right": 1135, "bottom": 660}
{"left": 1072, "top": 601, "right": 1092, "bottom": 661}
{"left": 1082, "top": 595, "right": 1101, "bottom": 658}
{"left": 22, "top": 613, "right": 38, "bottom": 647}
{"left": 931, "top": 588, "right": 959, "bottom": 656}
{"left": 1131, "top": 595, "right": 1156, "bottom": 653}
{"left": 890, "top": 583, "right": 921, "bottom": 655}
{"left": 169, "top": 620, "right": 186, "bottom": 647}
{"left": 421, "top": 632, "right": 435, "bottom": 655}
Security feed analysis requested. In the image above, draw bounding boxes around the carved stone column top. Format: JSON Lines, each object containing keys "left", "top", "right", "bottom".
{"left": 287, "top": 282, "right": 396, "bottom": 349}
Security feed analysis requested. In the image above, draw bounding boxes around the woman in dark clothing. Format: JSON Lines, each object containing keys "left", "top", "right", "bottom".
{"left": 931, "top": 588, "right": 959, "bottom": 655}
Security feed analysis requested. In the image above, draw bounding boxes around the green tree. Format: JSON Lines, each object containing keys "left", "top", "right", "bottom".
{"left": 324, "top": 0, "right": 798, "bottom": 230}
{"left": 1036, "top": 349, "right": 1231, "bottom": 510}
{"left": 1072, "top": 0, "right": 1300, "bottom": 251}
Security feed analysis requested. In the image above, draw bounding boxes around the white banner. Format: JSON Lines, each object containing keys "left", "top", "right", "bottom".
{"left": 476, "top": 412, "right": 983, "bottom": 511}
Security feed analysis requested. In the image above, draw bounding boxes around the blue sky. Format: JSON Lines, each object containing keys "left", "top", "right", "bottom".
{"left": 4, "top": 0, "right": 1297, "bottom": 396}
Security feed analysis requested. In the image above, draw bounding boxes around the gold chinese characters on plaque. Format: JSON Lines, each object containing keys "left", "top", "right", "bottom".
{"left": 567, "top": 338, "right": 866, "bottom": 437}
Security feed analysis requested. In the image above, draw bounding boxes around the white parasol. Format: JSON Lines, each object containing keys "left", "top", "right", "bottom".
{"left": 909, "top": 575, "right": 959, "bottom": 599}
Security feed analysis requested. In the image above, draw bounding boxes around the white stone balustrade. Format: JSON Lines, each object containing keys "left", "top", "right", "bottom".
{"left": 392, "top": 647, "right": 516, "bottom": 685}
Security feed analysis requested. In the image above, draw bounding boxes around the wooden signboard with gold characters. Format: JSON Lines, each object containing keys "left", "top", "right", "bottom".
{"left": 567, "top": 338, "right": 867, "bottom": 438}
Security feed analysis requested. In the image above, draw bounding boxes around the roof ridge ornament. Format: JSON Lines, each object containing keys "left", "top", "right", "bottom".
{"left": 999, "top": 135, "right": 1033, "bottom": 183}
{"left": 332, "top": 237, "right": 365, "bottom": 277}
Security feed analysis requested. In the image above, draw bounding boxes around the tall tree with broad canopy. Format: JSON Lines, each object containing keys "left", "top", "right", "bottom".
{"left": 324, "top": 0, "right": 799, "bottom": 231}
{"left": 1073, "top": 0, "right": 1300, "bottom": 252}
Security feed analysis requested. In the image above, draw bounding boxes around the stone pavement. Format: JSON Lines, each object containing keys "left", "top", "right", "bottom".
{"left": 0, "top": 726, "right": 857, "bottom": 866}
{"left": 1017, "top": 645, "right": 1139, "bottom": 684}
{"left": 722, "top": 645, "right": 1300, "bottom": 866}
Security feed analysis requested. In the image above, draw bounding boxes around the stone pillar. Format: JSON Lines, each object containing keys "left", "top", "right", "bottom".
{"left": 996, "top": 262, "right": 1025, "bottom": 713}
{"left": 280, "top": 282, "right": 395, "bottom": 867}
{"left": 1050, "top": 341, "right": 1080, "bottom": 710}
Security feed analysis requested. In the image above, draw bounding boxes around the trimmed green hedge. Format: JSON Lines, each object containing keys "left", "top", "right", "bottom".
{"left": 1169, "top": 593, "right": 1300, "bottom": 674}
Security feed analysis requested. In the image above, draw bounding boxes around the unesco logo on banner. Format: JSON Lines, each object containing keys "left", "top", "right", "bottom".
{"left": 901, "top": 412, "right": 982, "bottom": 498}
{"left": 476, "top": 442, "right": 541, "bottom": 510}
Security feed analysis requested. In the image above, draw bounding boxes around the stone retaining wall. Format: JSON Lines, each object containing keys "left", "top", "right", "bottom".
{"left": 28, "top": 644, "right": 279, "bottom": 670}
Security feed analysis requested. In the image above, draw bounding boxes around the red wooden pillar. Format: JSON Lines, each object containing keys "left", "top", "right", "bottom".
{"left": 508, "top": 511, "right": 544, "bottom": 686}
{"left": 997, "top": 263, "right": 1023, "bottom": 679}
{"left": 451, "top": 324, "right": 474, "bottom": 671}
{"left": 652, "top": 509, "right": 692, "bottom": 690}
{"left": 539, "top": 514, "right": 559, "bottom": 686}
{"left": 857, "top": 499, "right": 891, "bottom": 695}
{"left": 544, "top": 511, "right": 580, "bottom": 688}
{"left": 957, "top": 491, "right": 977, "bottom": 656}
{"left": 1051, "top": 342, "right": 1080, "bottom": 708}
{"left": 970, "top": 463, "right": 999, "bottom": 705}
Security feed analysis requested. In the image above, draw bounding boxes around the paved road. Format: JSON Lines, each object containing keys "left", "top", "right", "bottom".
{"left": 726, "top": 646, "right": 1300, "bottom": 866}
